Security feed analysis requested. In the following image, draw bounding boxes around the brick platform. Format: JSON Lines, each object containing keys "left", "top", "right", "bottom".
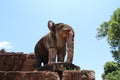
{"left": 0, "top": 51, "right": 95, "bottom": 80}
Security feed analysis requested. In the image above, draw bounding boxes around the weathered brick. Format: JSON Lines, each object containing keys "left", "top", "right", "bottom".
{"left": 25, "top": 71, "right": 59, "bottom": 80}
{"left": 21, "top": 59, "right": 35, "bottom": 71}
{"left": 0, "top": 54, "right": 6, "bottom": 70}
{"left": 62, "top": 70, "right": 82, "bottom": 80}
{"left": 81, "top": 70, "right": 95, "bottom": 80}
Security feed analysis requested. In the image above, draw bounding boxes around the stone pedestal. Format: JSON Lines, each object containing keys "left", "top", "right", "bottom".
{"left": 0, "top": 52, "right": 95, "bottom": 80}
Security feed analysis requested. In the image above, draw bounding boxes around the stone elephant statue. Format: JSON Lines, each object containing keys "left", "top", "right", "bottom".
{"left": 34, "top": 20, "right": 74, "bottom": 67}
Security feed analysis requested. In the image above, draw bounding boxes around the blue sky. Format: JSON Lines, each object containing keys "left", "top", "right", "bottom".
{"left": 0, "top": 0, "right": 120, "bottom": 80}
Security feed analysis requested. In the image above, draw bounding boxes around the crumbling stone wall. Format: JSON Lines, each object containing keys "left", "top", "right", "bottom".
{"left": 0, "top": 52, "right": 35, "bottom": 71}
{"left": 0, "top": 51, "right": 95, "bottom": 80}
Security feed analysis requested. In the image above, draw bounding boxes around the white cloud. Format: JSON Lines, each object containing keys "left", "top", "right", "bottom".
{"left": 0, "top": 41, "right": 12, "bottom": 49}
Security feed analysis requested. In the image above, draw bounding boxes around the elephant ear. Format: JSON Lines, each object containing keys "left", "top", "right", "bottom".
{"left": 48, "top": 20, "right": 55, "bottom": 33}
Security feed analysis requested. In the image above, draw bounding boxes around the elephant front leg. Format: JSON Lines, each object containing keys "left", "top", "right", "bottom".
{"left": 48, "top": 48, "right": 57, "bottom": 64}
{"left": 66, "top": 48, "right": 73, "bottom": 63}
{"left": 57, "top": 47, "right": 66, "bottom": 62}
{"left": 66, "top": 33, "right": 74, "bottom": 63}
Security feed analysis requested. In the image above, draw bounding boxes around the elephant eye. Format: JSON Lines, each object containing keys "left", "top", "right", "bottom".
{"left": 63, "top": 31, "right": 68, "bottom": 34}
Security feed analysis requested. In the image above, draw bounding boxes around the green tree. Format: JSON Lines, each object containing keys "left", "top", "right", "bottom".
{"left": 102, "top": 61, "right": 120, "bottom": 80}
{"left": 96, "top": 8, "right": 120, "bottom": 63}
{"left": 96, "top": 8, "right": 120, "bottom": 80}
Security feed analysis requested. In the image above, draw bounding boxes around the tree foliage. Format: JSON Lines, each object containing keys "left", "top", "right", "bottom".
{"left": 96, "top": 8, "right": 120, "bottom": 80}
{"left": 102, "top": 61, "right": 120, "bottom": 80}
{"left": 96, "top": 8, "right": 120, "bottom": 63}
